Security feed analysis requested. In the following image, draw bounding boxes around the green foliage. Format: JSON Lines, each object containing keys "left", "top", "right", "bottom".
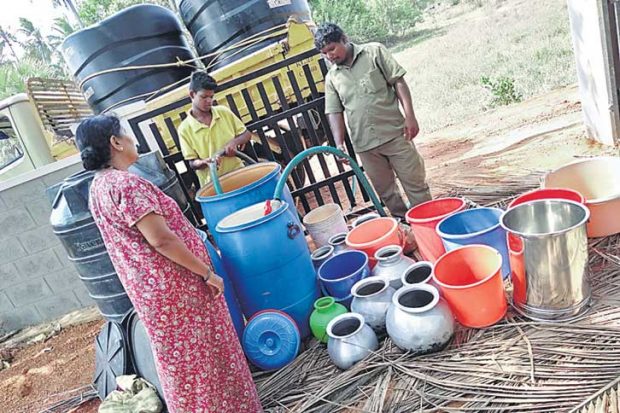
{"left": 309, "top": 0, "right": 426, "bottom": 44}
{"left": 0, "top": 58, "right": 58, "bottom": 98}
{"left": 18, "top": 18, "right": 53, "bottom": 63}
{"left": 76, "top": 0, "right": 171, "bottom": 26}
{"left": 480, "top": 75, "right": 523, "bottom": 107}
{"left": 0, "top": 28, "right": 19, "bottom": 63}
{"left": 47, "top": 17, "right": 77, "bottom": 50}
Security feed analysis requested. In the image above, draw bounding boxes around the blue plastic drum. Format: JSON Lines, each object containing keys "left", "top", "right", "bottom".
{"left": 242, "top": 310, "right": 301, "bottom": 371}
{"left": 196, "top": 162, "right": 298, "bottom": 247}
{"left": 197, "top": 229, "right": 245, "bottom": 340}
{"left": 216, "top": 200, "right": 319, "bottom": 338}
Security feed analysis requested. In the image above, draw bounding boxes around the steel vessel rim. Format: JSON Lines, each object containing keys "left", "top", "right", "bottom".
{"left": 392, "top": 283, "right": 440, "bottom": 313}
{"left": 401, "top": 262, "right": 434, "bottom": 285}
{"left": 351, "top": 276, "right": 389, "bottom": 298}
{"left": 326, "top": 312, "right": 365, "bottom": 339}
{"left": 311, "top": 245, "right": 334, "bottom": 261}
{"left": 500, "top": 199, "right": 590, "bottom": 238}
{"left": 374, "top": 245, "right": 403, "bottom": 261}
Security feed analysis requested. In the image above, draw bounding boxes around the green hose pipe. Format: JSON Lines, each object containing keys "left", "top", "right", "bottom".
{"left": 208, "top": 161, "right": 224, "bottom": 195}
{"left": 207, "top": 150, "right": 257, "bottom": 195}
{"left": 273, "top": 146, "right": 386, "bottom": 216}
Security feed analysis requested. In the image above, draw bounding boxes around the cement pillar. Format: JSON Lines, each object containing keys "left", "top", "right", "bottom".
{"left": 567, "top": 0, "right": 620, "bottom": 146}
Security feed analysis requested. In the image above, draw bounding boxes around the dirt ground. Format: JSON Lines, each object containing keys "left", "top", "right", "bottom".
{"left": 0, "top": 320, "right": 103, "bottom": 413}
{"left": 418, "top": 85, "right": 617, "bottom": 192}
{"left": 1, "top": 85, "right": 617, "bottom": 412}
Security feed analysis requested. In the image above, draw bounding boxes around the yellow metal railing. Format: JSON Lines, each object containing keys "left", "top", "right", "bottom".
{"left": 144, "top": 19, "right": 325, "bottom": 154}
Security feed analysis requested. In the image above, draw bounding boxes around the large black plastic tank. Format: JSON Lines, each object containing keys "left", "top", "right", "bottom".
{"left": 178, "top": 0, "right": 311, "bottom": 68}
{"left": 49, "top": 169, "right": 133, "bottom": 322}
{"left": 61, "top": 5, "right": 196, "bottom": 114}
{"left": 49, "top": 152, "right": 197, "bottom": 322}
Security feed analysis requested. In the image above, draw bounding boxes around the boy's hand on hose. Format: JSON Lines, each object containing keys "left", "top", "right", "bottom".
{"left": 205, "top": 156, "right": 221, "bottom": 168}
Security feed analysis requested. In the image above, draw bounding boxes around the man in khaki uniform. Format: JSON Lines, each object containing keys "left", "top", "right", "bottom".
{"left": 315, "top": 23, "right": 431, "bottom": 218}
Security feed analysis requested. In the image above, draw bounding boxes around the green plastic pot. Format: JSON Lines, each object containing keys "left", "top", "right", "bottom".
{"left": 309, "top": 296, "right": 348, "bottom": 343}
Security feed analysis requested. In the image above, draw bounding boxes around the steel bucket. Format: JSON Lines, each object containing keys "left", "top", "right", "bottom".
{"left": 500, "top": 199, "right": 591, "bottom": 321}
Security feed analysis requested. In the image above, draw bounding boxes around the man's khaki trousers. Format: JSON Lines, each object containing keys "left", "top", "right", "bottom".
{"left": 357, "top": 137, "right": 431, "bottom": 218}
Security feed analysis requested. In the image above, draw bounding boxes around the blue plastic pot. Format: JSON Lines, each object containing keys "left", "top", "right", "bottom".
{"left": 196, "top": 229, "right": 245, "bottom": 340}
{"left": 215, "top": 200, "right": 318, "bottom": 338}
{"left": 436, "top": 207, "right": 511, "bottom": 279}
{"left": 196, "top": 162, "right": 297, "bottom": 246}
{"left": 318, "top": 250, "right": 370, "bottom": 302}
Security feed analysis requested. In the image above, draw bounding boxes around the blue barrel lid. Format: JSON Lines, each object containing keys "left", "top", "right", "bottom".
{"left": 242, "top": 310, "right": 300, "bottom": 371}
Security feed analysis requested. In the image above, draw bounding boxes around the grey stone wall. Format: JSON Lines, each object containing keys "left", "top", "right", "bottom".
{"left": 0, "top": 161, "right": 94, "bottom": 332}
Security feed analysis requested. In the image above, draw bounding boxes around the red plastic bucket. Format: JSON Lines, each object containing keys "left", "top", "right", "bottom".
{"left": 405, "top": 198, "right": 466, "bottom": 262}
{"left": 345, "top": 217, "right": 402, "bottom": 269}
{"left": 508, "top": 188, "right": 584, "bottom": 209}
{"left": 433, "top": 245, "right": 507, "bottom": 328}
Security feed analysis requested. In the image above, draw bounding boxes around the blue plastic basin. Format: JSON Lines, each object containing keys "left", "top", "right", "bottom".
{"left": 437, "top": 207, "right": 510, "bottom": 278}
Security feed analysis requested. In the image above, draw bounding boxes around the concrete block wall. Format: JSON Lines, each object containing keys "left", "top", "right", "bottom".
{"left": 0, "top": 159, "right": 95, "bottom": 332}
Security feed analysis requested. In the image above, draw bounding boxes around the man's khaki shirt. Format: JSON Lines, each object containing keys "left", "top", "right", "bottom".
{"left": 324, "top": 42, "right": 407, "bottom": 152}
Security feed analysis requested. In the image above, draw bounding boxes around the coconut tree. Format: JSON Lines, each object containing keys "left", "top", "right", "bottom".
{"left": 46, "top": 17, "right": 77, "bottom": 77}
{"left": 18, "top": 18, "right": 53, "bottom": 63}
{"left": 0, "top": 28, "right": 19, "bottom": 63}
{"left": 0, "top": 58, "right": 58, "bottom": 99}
{"left": 47, "top": 17, "right": 76, "bottom": 50}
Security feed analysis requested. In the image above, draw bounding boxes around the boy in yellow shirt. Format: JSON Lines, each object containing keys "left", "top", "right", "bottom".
{"left": 178, "top": 71, "right": 252, "bottom": 187}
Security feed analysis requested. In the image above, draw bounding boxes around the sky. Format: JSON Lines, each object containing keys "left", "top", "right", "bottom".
{"left": 0, "top": 0, "right": 64, "bottom": 36}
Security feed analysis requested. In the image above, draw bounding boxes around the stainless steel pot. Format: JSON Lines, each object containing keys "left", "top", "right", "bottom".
{"left": 386, "top": 284, "right": 454, "bottom": 354}
{"left": 311, "top": 245, "right": 334, "bottom": 271}
{"left": 500, "top": 199, "right": 591, "bottom": 321}
{"left": 401, "top": 261, "right": 435, "bottom": 288}
{"left": 326, "top": 313, "right": 379, "bottom": 370}
{"left": 350, "top": 277, "right": 396, "bottom": 333}
{"left": 351, "top": 213, "right": 381, "bottom": 228}
{"left": 328, "top": 232, "right": 350, "bottom": 255}
{"left": 372, "top": 245, "right": 415, "bottom": 289}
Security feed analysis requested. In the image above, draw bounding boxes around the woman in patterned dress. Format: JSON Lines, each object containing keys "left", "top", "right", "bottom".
{"left": 76, "top": 115, "right": 262, "bottom": 413}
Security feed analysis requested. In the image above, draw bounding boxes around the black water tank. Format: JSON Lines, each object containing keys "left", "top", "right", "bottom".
{"left": 49, "top": 169, "right": 133, "bottom": 322}
{"left": 49, "top": 152, "right": 197, "bottom": 322}
{"left": 178, "top": 0, "right": 311, "bottom": 68}
{"left": 123, "top": 310, "right": 164, "bottom": 400}
{"left": 61, "top": 5, "right": 196, "bottom": 114}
